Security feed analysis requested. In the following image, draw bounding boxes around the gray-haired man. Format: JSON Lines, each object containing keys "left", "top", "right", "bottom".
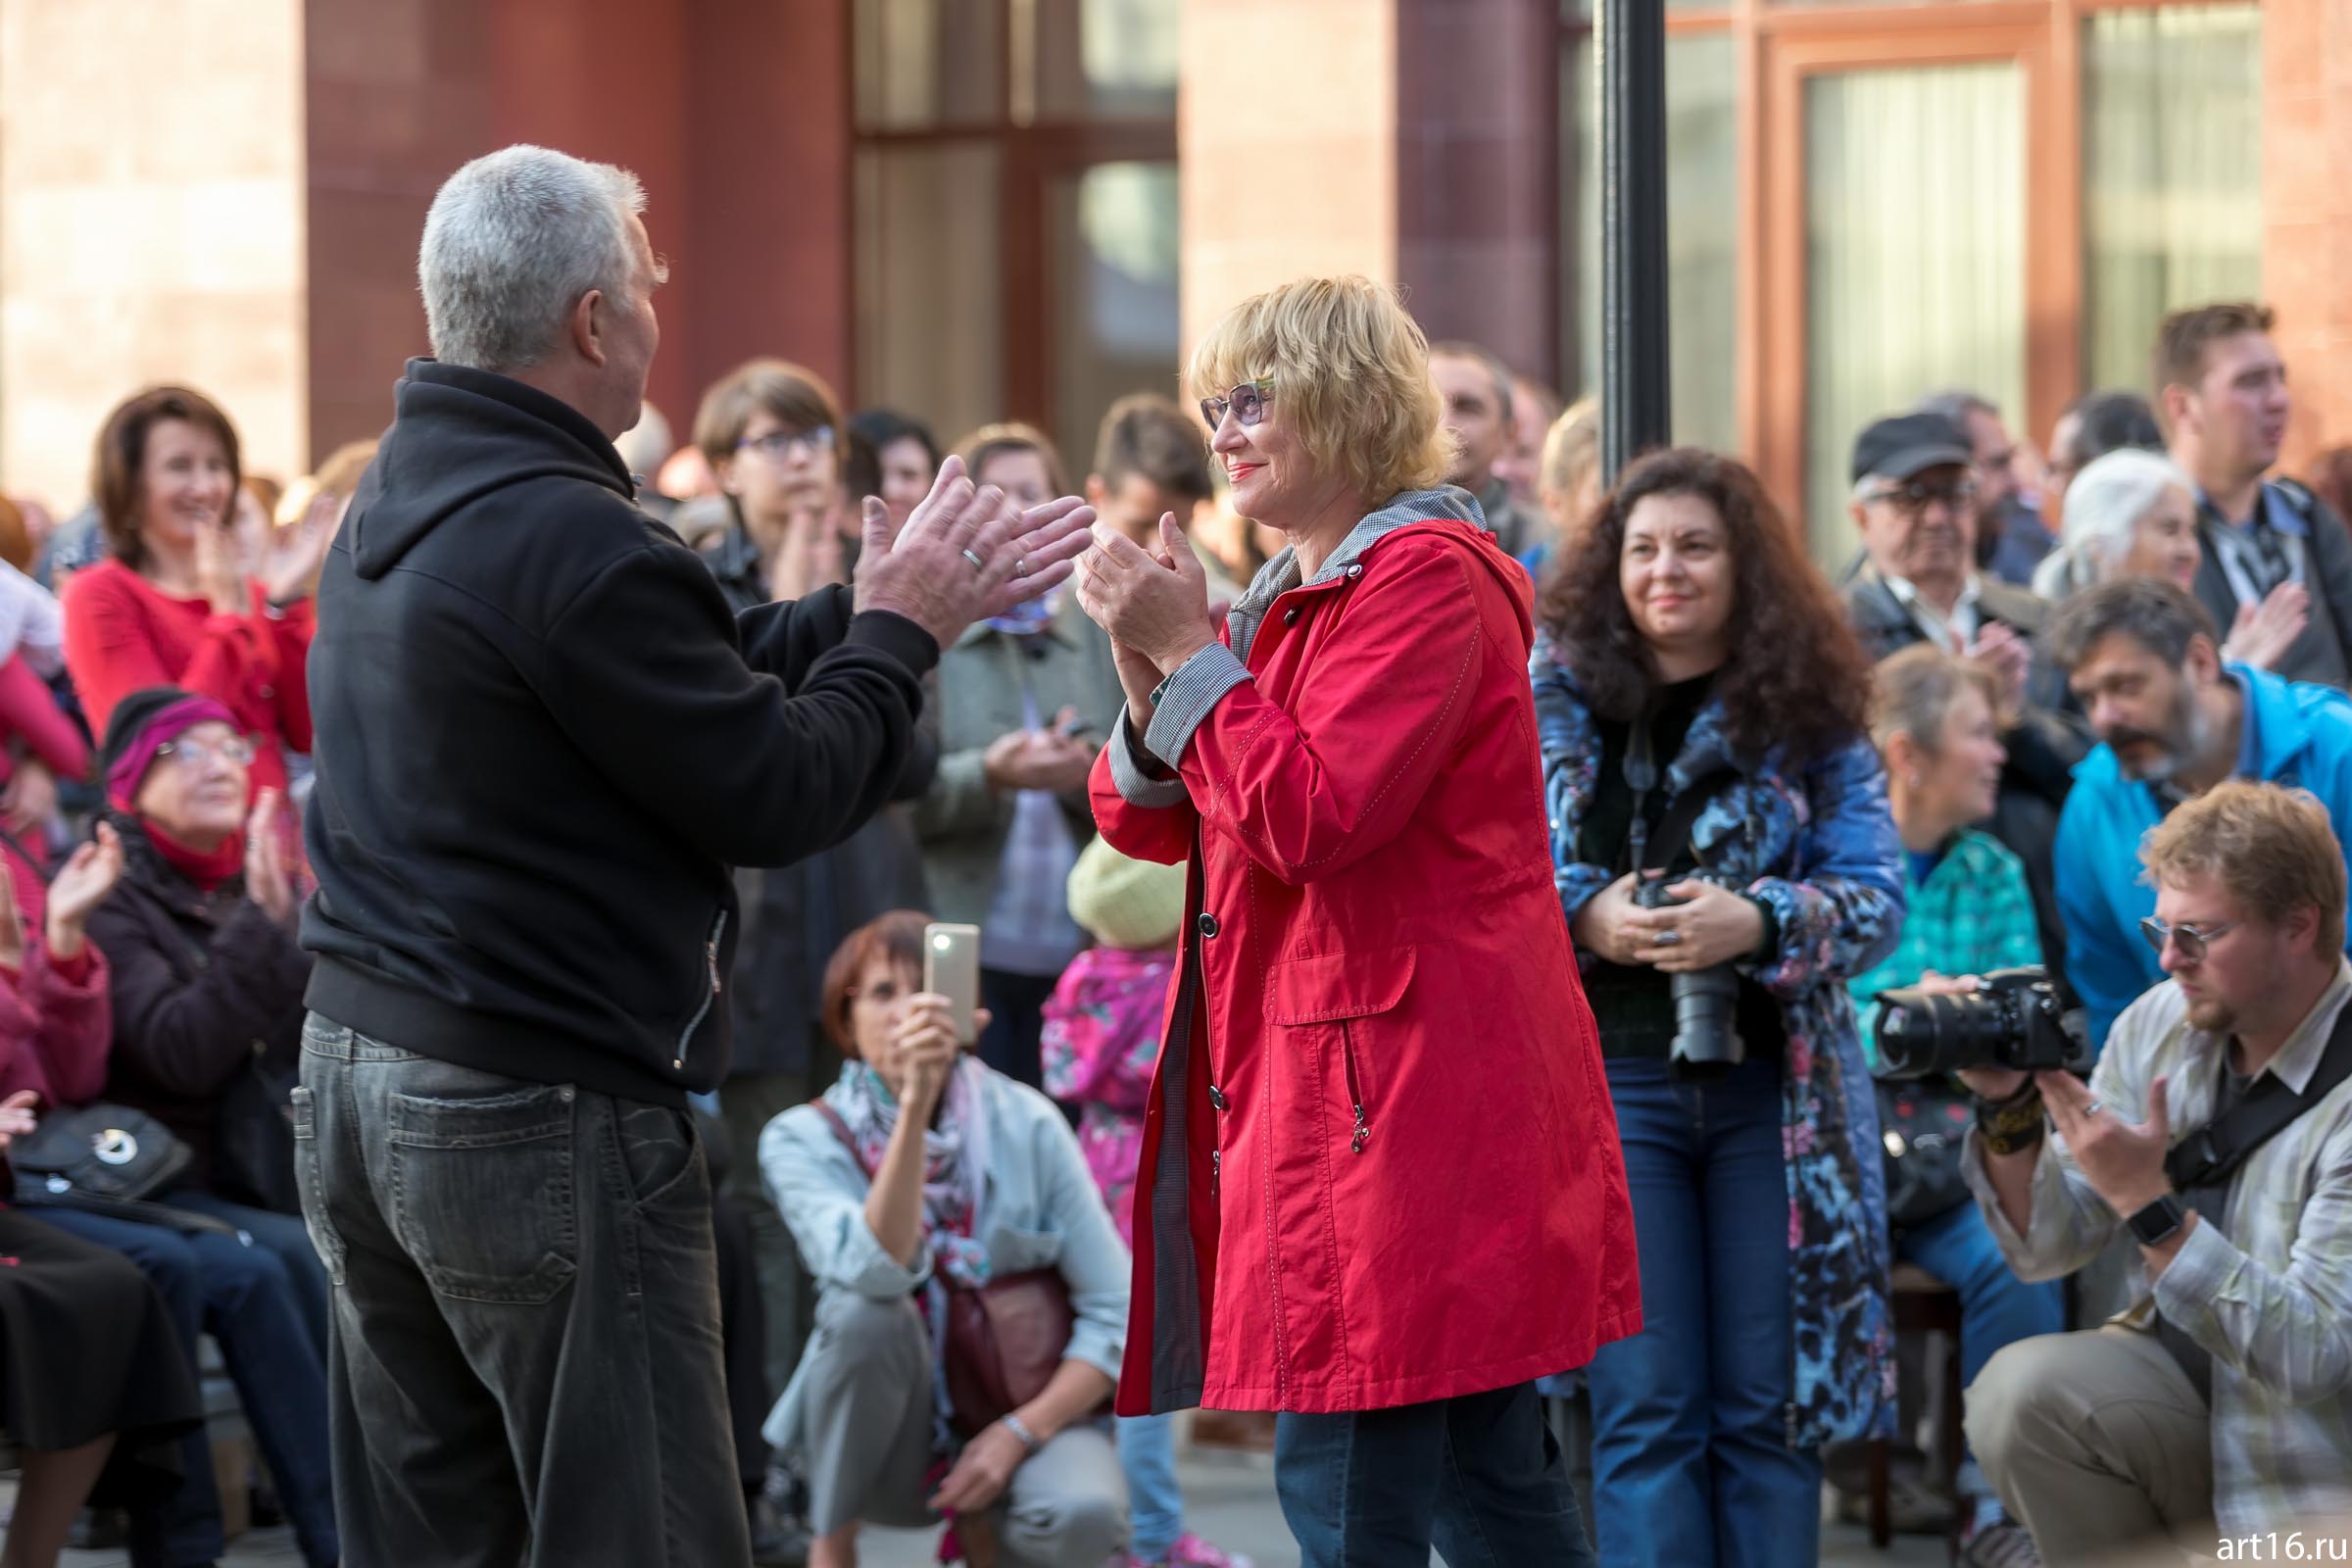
{"left": 295, "top": 145, "right": 1091, "bottom": 1566}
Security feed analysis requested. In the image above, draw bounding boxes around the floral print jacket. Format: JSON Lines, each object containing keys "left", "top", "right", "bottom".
{"left": 1532, "top": 635, "right": 1906, "bottom": 1446}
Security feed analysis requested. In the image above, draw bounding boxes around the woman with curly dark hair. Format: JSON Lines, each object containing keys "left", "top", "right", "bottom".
{"left": 1533, "top": 447, "right": 1905, "bottom": 1568}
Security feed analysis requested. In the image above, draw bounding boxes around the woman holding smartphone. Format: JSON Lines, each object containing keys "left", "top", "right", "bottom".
{"left": 760, "top": 909, "right": 1134, "bottom": 1568}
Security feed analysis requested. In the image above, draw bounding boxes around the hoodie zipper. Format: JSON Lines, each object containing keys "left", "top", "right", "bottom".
{"left": 675, "top": 909, "right": 728, "bottom": 1070}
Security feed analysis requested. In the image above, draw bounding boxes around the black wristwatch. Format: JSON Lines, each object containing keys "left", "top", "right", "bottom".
{"left": 2127, "top": 1193, "right": 2186, "bottom": 1247}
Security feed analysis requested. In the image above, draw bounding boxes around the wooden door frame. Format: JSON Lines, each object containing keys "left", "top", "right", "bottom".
{"left": 1746, "top": 14, "right": 2080, "bottom": 534}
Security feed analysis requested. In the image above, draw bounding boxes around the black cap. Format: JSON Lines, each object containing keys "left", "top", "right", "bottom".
{"left": 97, "top": 685, "right": 197, "bottom": 782}
{"left": 1850, "top": 414, "right": 1974, "bottom": 486}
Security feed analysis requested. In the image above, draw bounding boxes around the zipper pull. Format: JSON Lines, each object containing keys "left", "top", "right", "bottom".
{"left": 1349, "top": 1103, "right": 1369, "bottom": 1154}
{"left": 1210, "top": 1149, "right": 1221, "bottom": 1196}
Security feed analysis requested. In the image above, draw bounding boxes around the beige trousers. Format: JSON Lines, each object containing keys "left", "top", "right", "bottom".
{"left": 1964, "top": 1325, "right": 2217, "bottom": 1566}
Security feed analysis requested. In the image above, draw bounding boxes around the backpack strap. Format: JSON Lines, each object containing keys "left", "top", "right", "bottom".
{"left": 2165, "top": 997, "right": 2352, "bottom": 1193}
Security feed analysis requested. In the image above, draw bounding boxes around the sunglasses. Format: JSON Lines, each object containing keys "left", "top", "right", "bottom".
{"left": 1200, "top": 378, "right": 1274, "bottom": 431}
{"left": 2138, "top": 915, "right": 2244, "bottom": 961}
{"left": 1864, "top": 476, "right": 1978, "bottom": 514}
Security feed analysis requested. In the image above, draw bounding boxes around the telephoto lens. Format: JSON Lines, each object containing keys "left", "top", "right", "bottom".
{"left": 1873, "top": 967, "right": 2085, "bottom": 1080}
{"left": 1633, "top": 873, "right": 1747, "bottom": 1078}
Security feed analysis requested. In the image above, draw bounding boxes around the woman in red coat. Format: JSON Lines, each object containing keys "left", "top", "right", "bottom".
{"left": 1074, "top": 274, "right": 1642, "bottom": 1567}
{"left": 60, "top": 386, "right": 335, "bottom": 803}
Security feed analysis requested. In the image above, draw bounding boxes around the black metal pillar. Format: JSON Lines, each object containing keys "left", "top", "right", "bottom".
{"left": 1596, "top": 0, "right": 1672, "bottom": 481}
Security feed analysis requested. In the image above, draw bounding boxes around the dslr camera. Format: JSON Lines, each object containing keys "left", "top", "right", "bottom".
{"left": 1634, "top": 870, "right": 1745, "bottom": 1078}
{"left": 1873, "top": 966, "right": 2087, "bottom": 1080}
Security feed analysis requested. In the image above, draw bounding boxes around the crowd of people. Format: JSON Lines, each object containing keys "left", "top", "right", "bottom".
{"left": 0, "top": 142, "right": 2346, "bottom": 1568}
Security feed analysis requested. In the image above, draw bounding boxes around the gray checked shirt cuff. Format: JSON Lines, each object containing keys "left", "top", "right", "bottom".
{"left": 1143, "top": 642, "right": 1252, "bottom": 769}
{"left": 1108, "top": 713, "right": 1190, "bottom": 809}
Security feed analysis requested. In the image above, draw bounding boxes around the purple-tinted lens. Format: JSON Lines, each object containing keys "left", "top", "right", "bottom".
{"left": 1233, "top": 382, "right": 1266, "bottom": 425}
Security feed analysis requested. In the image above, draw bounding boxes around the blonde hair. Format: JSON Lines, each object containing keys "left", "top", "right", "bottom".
{"left": 2142, "top": 780, "right": 2347, "bottom": 955}
{"left": 1869, "top": 644, "right": 2007, "bottom": 756}
{"left": 1539, "top": 397, "right": 1600, "bottom": 510}
{"left": 1185, "top": 274, "right": 1450, "bottom": 508}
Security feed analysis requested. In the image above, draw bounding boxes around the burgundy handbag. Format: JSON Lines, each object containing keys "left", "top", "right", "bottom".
{"left": 810, "top": 1102, "right": 1077, "bottom": 1437}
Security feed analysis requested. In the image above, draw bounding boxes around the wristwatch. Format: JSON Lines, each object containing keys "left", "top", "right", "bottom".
{"left": 2127, "top": 1193, "right": 2187, "bottom": 1247}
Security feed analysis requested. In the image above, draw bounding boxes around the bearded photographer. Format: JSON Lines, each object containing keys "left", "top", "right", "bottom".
{"left": 1956, "top": 781, "right": 2352, "bottom": 1562}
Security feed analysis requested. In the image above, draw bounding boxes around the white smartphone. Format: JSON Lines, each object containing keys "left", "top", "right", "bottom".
{"left": 923, "top": 923, "right": 982, "bottom": 1045}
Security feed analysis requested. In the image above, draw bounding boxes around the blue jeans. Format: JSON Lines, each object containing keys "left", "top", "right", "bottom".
{"left": 1274, "top": 1380, "right": 1593, "bottom": 1568}
{"left": 31, "top": 1200, "right": 340, "bottom": 1568}
{"left": 1119, "top": 1413, "right": 1183, "bottom": 1562}
{"left": 1897, "top": 1199, "right": 2065, "bottom": 1524}
{"left": 1587, "top": 1055, "right": 1819, "bottom": 1568}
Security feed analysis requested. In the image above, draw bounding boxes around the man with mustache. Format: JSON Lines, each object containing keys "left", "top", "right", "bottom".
{"left": 2048, "top": 576, "right": 2352, "bottom": 1049}
{"left": 2160, "top": 302, "right": 2352, "bottom": 691}
{"left": 1845, "top": 411, "right": 2088, "bottom": 981}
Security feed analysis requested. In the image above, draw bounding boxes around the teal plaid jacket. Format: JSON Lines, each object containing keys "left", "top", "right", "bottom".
{"left": 1849, "top": 828, "right": 2043, "bottom": 1064}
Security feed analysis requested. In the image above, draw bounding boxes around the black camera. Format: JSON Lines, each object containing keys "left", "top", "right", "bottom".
{"left": 1873, "top": 966, "right": 2086, "bottom": 1080}
{"left": 1634, "top": 871, "right": 1744, "bottom": 1077}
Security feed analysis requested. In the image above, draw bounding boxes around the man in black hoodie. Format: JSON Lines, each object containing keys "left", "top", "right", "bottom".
{"left": 293, "top": 145, "right": 1092, "bottom": 1568}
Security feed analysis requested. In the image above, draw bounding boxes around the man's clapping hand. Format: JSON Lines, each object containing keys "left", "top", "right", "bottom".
{"left": 853, "top": 455, "right": 1094, "bottom": 650}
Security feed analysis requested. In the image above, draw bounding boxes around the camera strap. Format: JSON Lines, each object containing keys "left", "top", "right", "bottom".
{"left": 2163, "top": 998, "right": 2352, "bottom": 1194}
{"left": 1619, "top": 701, "right": 1739, "bottom": 879}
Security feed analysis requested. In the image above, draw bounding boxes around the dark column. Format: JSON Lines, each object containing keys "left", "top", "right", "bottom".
{"left": 1595, "top": 0, "right": 1669, "bottom": 479}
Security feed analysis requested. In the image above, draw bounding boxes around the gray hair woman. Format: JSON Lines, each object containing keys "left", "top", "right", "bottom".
{"left": 2034, "top": 448, "right": 2306, "bottom": 669}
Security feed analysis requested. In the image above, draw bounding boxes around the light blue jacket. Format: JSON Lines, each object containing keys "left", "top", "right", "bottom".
{"left": 758, "top": 1062, "right": 1131, "bottom": 1450}
{"left": 2057, "top": 662, "right": 2352, "bottom": 1049}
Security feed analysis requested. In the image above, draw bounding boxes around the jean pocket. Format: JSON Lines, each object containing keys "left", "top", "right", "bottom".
{"left": 613, "top": 1102, "right": 703, "bottom": 1210}
{"left": 387, "top": 1082, "right": 579, "bottom": 1304}
{"left": 289, "top": 1086, "right": 346, "bottom": 1288}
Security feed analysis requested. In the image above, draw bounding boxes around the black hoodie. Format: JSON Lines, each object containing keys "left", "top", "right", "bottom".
{"left": 300, "top": 360, "right": 939, "bottom": 1105}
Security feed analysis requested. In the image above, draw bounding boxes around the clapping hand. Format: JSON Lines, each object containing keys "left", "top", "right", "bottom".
{"left": 1072, "top": 514, "right": 1218, "bottom": 674}
{"left": 44, "top": 821, "right": 124, "bottom": 961}
{"left": 853, "top": 455, "right": 1094, "bottom": 648}
{"left": 2224, "top": 581, "right": 2310, "bottom": 671}
{"left": 245, "top": 789, "right": 299, "bottom": 926}
{"left": 0, "top": 1088, "right": 38, "bottom": 1152}
{"left": 257, "top": 490, "right": 344, "bottom": 608}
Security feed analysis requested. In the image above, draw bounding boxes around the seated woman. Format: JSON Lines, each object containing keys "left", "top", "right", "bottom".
{"left": 1849, "top": 643, "right": 2067, "bottom": 1564}
{"left": 761, "top": 910, "right": 1130, "bottom": 1568}
{"left": 0, "top": 1089, "right": 203, "bottom": 1568}
{"left": 0, "top": 793, "right": 334, "bottom": 1566}
{"left": 2033, "top": 447, "right": 2306, "bottom": 670}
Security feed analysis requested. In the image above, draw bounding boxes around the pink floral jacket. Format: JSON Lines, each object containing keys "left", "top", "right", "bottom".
{"left": 1040, "top": 946, "right": 1174, "bottom": 1250}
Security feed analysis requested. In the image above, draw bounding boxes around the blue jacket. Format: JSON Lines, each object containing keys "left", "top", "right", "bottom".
{"left": 2057, "top": 662, "right": 2352, "bottom": 1048}
{"left": 1533, "top": 641, "right": 1906, "bottom": 1446}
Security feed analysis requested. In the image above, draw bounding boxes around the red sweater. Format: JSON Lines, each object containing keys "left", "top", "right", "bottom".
{"left": 0, "top": 940, "right": 108, "bottom": 1110}
{"left": 60, "top": 559, "right": 314, "bottom": 799}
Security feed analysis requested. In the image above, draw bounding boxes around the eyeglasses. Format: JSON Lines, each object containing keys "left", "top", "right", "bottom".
{"left": 737, "top": 426, "right": 835, "bottom": 462}
{"left": 1200, "top": 378, "right": 1274, "bottom": 431}
{"left": 2138, "top": 915, "right": 2244, "bottom": 961}
{"left": 156, "top": 736, "right": 256, "bottom": 770}
{"left": 1863, "top": 476, "right": 1978, "bottom": 514}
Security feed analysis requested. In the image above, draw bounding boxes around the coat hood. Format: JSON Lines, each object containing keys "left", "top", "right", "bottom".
{"left": 1226, "top": 486, "right": 1534, "bottom": 661}
{"left": 344, "top": 359, "right": 636, "bottom": 581}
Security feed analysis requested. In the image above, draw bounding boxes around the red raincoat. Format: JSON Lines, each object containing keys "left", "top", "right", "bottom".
{"left": 1092, "top": 514, "right": 1642, "bottom": 1415}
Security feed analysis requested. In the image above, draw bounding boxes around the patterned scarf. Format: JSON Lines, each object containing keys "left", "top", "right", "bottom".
{"left": 824, "top": 1056, "right": 994, "bottom": 1291}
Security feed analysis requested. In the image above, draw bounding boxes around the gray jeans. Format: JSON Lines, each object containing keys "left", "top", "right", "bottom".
{"left": 294, "top": 1013, "right": 752, "bottom": 1568}
{"left": 797, "top": 1288, "right": 1127, "bottom": 1568}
